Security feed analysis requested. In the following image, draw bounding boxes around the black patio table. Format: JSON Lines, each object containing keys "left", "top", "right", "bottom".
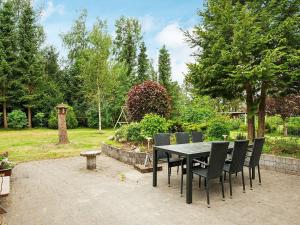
{"left": 152, "top": 142, "right": 234, "bottom": 204}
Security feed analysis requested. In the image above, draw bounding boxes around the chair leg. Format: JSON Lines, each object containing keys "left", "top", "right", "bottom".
{"left": 249, "top": 167, "right": 253, "bottom": 190}
{"left": 168, "top": 167, "right": 171, "bottom": 187}
{"left": 177, "top": 165, "right": 179, "bottom": 175}
{"left": 235, "top": 172, "right": 238, "bottom": 177}
{"left": 220, "top": 175, "right": 225, "bottom": 200}
{"left": 258, "top": 165, "right": 261, "bottom": 185}
{"left": 180, "top": 169, "right": 184, "bottom": 196}
{"left": 229, "top": 173, "right": 232, "bottom": 198}
{"left": 206, "top": 179, "right": 210, "bottom": 208}
{"left": 199, "top": 176, "right": 201, "bottom": 188}
{"left": 204, "top": 177, "right": 207, "bottom": 187}
{"left": 241, "top": 170, "right": 246, "bottom": 193}
{"left": 224, "top": 171, "right": 227, "bottom": 181}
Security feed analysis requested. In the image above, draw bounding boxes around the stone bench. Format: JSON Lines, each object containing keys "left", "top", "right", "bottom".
{"left": 80, "top": 150, "right": 101, "bottom": 170}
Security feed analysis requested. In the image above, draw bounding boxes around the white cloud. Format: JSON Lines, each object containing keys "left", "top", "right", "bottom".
{"left": 140, "top": 15, "right": 155, "bottom": 32}
{"left": 40, "top": 1, "right": 64, "bottom": 22}
{"left": 155, "top": 23, "right": 194, "bottom": 84}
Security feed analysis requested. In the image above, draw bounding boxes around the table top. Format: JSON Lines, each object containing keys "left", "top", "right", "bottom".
{"left": 80, "top": 150, "right": 101, "bottom": 157}
{"left": 154, "top": 142, "right": 234, "bottom": 157}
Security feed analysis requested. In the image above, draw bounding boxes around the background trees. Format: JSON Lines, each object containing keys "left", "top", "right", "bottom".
{"left": 185, "top": 0, "right": 300, "bottom": 140}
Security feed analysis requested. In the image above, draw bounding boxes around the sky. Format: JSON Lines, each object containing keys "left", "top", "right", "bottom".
{"left": 35, "top": 0, "right": 205, "bottom": 84}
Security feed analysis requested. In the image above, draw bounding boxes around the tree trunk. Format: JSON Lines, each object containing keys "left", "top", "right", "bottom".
{"left": 3, "top": 102, "right": 8, "bottom": 128}
{"left": 283, "top": 118, "right": 288, "bottom": 136}
{"left": 246, "top": 84, "right": 255, "bottom": 141}
{"left": 257, "top": 83, "right": 267, "bottom": 138}
{"left": 98, "top": 86, "right": 102, "bottom": 132}
{"left": 28, "top": 107, "right": 32, "bottom": 128}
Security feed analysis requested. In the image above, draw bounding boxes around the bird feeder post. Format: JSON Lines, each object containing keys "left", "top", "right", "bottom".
{"left": 56, "top": 103, "right": 69, "bottom": 144}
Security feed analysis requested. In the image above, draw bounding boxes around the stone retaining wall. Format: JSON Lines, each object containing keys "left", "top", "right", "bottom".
{"left": 260, "top": 154, "right": 300, "bottom": 176}
{"left": 101, "top": 143, "right": 300, "bottom": 175}
{"left": 101, "top": 143, "right": 148, "bottom": 165}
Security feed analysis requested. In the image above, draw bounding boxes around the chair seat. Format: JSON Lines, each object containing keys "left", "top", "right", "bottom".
{"left": 192, "top": 167, "right": 208, "bottom": 177}
{"left": 244, "top": 159, "right": 250, "bottom": 167}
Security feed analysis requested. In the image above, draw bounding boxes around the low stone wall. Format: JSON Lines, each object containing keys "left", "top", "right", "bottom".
{"left": 101, "top": 143, "right": 300, "bottom": 176}
{"left": 101, "top": 143, "right": 148, "bottom": 165}
{"left": 260, "top": 154, "right": 300, "bottom": 176}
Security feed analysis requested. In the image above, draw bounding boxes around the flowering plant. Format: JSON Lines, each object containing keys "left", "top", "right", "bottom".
{"left": 0, "top": 156, "right": 14, "bottom": 170}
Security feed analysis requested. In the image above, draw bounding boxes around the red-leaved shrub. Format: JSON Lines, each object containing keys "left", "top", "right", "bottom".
{"left": 127, "top": 81, "right": 171, "bottom": 121}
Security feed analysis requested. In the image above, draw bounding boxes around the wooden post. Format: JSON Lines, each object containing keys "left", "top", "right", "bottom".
{"left": 56, "top": 103, "right": 69, "bottom": 144}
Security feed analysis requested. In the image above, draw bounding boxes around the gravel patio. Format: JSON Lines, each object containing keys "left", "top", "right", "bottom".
{"left": 1, "top": 155, "right": 300, "bottom": 225}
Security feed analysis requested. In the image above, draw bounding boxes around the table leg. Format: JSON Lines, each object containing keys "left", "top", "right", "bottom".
{"left": 186, "top": 155, "right": 193, "bottom": 204}
{"left": 153, "top": 148, "right": 157, "bottom": 187}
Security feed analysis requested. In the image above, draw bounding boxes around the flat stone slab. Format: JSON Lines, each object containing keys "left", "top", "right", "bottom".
{"left": 134, "top": 164, "right": 162, "bottom": 173}
{"left": 80, "top": 150, "right": 101, "bottom": 157}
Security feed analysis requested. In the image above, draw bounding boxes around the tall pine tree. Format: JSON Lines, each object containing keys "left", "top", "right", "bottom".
{"left": 136, "top": 41, "right": 149, "bottom": 84}
{"left": 0, "top": 0, "right": 17, "bottom": 128}
{"left": 158, "top": 45, "right": 172, "bottom": 88}
{"left": 17, "top": 1, "right": 44, "bottom": 128}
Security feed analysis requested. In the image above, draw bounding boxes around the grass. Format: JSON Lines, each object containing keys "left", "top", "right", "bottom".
{"left": 0, "top": 128, "right": 115, "bottom": 163}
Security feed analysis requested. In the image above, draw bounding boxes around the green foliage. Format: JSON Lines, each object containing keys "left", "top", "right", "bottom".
{"left": 136, "top": 41, "right": 150, "bottom": 84}
{"left": 8, "top": 110, "right": 27, "bottom": 128}
{"left": 181, "top": 97, "right": 216, "bottom": 124}
{"left": 113, "top": 16, "right": 142, "bottom": 82}
{"left": 228, "top": 119, "right": 242, "bottom": 130}
{"left": 127, "top": 123, "right": 144, "bottom": 142}
{"left": 33, "top": 112, "right": 46, "bottom": 127}
{"left": 0, "top": 156, "right": 14, "bottom": 170}
{"left": 182, "top": 123, "right": 207, "bottom": 133}
{"left": 236, "top": 133, "right": 247, "bottom": 140}
{"left": 265, "top": 116, "right": 283, "bottom": 133}
{"left": 127, "top": 81, "right": 171, "bottom": 121}
{"left": 140, "top": 114, "right": 168, "bottom": 138}
{"left": 158, "top": 45, "right": 171, "bottom": 88}
{"left": 114, "top": 125, "right": 129, "bottom": 142}
{"left": 167, "top": 120, "right": 184, "bottom": 133}
{"left": 48, "top": 106, "right": 78, "bottom": 129}
{"left": 265, "top": 137, "right": 300, "bottom": 157}
{"left": 287, "top": 117, "right": 300, "bottom": 136}
{"left": 207, "top": 117, "right": 230, "bottom": 139}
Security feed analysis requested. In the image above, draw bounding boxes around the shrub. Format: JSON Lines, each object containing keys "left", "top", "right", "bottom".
{"left": 265, "top": 137, "right": 300, "bottom": 156}
{"left": 207, "top": 117, "right": 230, "bottom": 139}
{"left": 127, "top": 123, "right": 144, "bottom": 142}
{"left": 127, "top": 81, "right": 171, "bottom": 121}
{"left": 236, "top": 133, "right": 247, "bottom": 140}
{"left": 182, "top": 122, "right": 207, "bottom": 132}
{"left": 48, "top": 105, "right": 78, "bottom": 129}
{"left": 115, "top": 125, "right": 129, "bottom": 142}
{"left": 0, "top": 113, "right": 2, "bottom": 127}
{"left": 8, "top": 110, "right": 28, "bottom": 128}
{"left": 140, "top": 114, "right": 168, "bottom": 138}
{"left": 228, "top": 118, "right": 242, "bottom": 130}
{"left": 33, "top": 112, "right": 46, "bottom": 127}
{"left": 287, "top": 117, "right": 300, "bottom": 136}
{"left": 86, "top": 107, "right": 98, "bottom": 128}
{"left": 167, "top": 120, "right": 184, "bottom": 133}
{"left": 265, "top": 115, "right": 283, "bottom": 133}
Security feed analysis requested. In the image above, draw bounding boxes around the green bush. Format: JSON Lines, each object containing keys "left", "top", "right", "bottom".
{"left": 228, "top": 118, "right": 242, "bottom": 130}
{"left": 140, "top": 114, "right": 168, "bottom": 138}
{"left": 0, "top": 113, "right": 2, "bottom": 127}
{"left": 127, "top": 123, "right": 144, "bottom": 142}
{"left": 33, "top": 112, "right": 46, "bottom": 127}
{"left": 86, "top": 107, "right": 98, "bottom": 128}
{"left": 8, "top": 110, "right": 28, "bottom": 128}
{"left": 265, "top": 137, "right": 300, "bottom": 156}
{"left": 167, "top": 120, "right": 184, "bottom": 133}
{"left": 182, "top": 122, "right": 207, "bottom": 132}
{"left": 48, "top": 105, "right": 79, "bottom": 129}
{"left": 265, "top": 115, "right": 283, "bottom": 133}
{"left": 287, "top": 117, "right": 300, "bottom": 136}
{"left": 114, "top": 125, "right": 129, "bottom": 142}
{"left": 207, "top": 117, "right": 230, "bottom": 139}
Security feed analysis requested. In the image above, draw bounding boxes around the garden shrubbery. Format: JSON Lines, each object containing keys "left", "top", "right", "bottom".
{"left": 207, "top": 116, "right": 230, "bottom": 139}
{"left": 48, "top": 105, "right": 79, "bottom": 129}
{"left": 33, "top": 112, "right": 46, "bottom": 127}
{"left": 265, "top": 115, "right": 283, "bottom": 133}
{"left": 8, "top": 110, "right": 28, "bottom": 128}
{"left": 287, "top": 117, "right": 300, "bottom": 136}
{"left": 140, "top": 114, "right": 168, "bottom": 138}
{"left": 127, "top": 81, "right": 171, "bottom": 121}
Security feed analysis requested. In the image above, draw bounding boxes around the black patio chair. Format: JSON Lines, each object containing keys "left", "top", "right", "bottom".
{"left": 154, "top": 133, "right": 183, "bottom": 187}
{"left": 223, "top": 140, "right": 249, "bottom": 198}
{"left": 193, "top": 142, "right": 229, "bottom": 207}
{"left": 175, "top": 132, "right": 190, "bottom": 144}
{"left": 191, "top": 131, "right": 203, "bottom": 143}
{"left": 244, "top": 137, "right": 265, "bottom": 189}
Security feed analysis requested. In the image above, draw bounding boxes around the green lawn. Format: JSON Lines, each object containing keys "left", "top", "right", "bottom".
{"left": 0, "top": 128, "right": 115, "bottom": 163}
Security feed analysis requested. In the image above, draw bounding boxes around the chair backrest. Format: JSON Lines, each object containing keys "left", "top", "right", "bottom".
{"left": 229, "top": 140, "right": 249, "bottom": 173}
{"left": 207, "top": 142, "right": 229, "bottom": 179}
{"left": 250, "top": 137, "right": 265, "bottom": 167}
{"left": 191, "top": 131, "right": 203, "bottom": 143}
{"left": 154, "top": 133, "right": 170, "bottom": 159}
{"left": 175, "top": 132, "right": 190, "bottom": 144}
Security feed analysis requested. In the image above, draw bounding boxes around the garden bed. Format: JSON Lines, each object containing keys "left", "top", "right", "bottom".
{"left": 101, "top": 142, "right": 150, "bottom": 165}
